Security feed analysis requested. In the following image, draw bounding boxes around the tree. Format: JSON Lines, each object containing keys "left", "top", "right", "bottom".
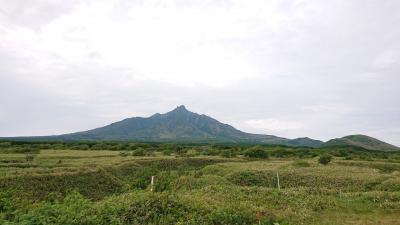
{"left": 319, "top": 154, "right": 332, "bottom": 165}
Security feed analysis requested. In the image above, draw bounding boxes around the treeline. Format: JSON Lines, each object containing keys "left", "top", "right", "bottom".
{"left": 1, "top": 140, "right": 399, "bottom": 160}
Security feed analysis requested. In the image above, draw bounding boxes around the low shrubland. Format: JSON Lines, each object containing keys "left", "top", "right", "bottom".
{"left": 0, "top": 140, "right": 400, "bottom": 224}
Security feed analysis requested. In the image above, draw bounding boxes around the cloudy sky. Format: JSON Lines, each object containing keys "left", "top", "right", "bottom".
{"left": 0, "top": 0, "right": 399, "bottom": 145}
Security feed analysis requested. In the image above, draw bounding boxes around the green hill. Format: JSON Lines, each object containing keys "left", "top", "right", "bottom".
{"left": 324, "top": 134, "right": 399, "bottom": 151}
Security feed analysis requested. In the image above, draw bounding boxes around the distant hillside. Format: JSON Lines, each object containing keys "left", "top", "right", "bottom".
{"left": 5, "top": 105, "right": 322, "bottom": 147}
{"left": 57, "top": 105, "right": 292, "bottom": 144}
{"left": 286, "top": 137, "right": 324, "bottom": 148}
{"left": 5, "top": 106, "right": 398, "bottom": 150}
{"left": 323, "top": 135, "right": 399, "bottom": 151}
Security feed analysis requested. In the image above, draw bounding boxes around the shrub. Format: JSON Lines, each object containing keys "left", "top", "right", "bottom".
{"left": 318, "top": 154, "right": 332, "bottom": 165}
{"left": 122, "top": 193, "right": 207, "bottom": 224}
{"left": 71, "top": 144, "right": 90, "bottom": 150}
{"left": 220, "top": 150, "right": 237, "bottom": 158}
{"left": 293, "top": 160, "right": 311, "bottom": 167}
{"left": 119, "top": 152, "right": 129, "bottom": 157}
{"left": 227, "top": 171, "right": 274, "bottom": 187}
{"left": 132, "top": 148, "right": 145, "bottom": 156}
{"left": 0, "top": 142, "right": 11, "bottom": 149}
{"left": 270, "top": 148, "right": 295, "bottom": 158}
{"left": 13, "top": 191, "right": 99, "bottom": 225}
{"left": 25, "top": 153, "right": 35, "bottom": 162}
{"left": 376, "top": 178, "right": 400, "bottom": 191}
{"left": 209, "top": 206, "right": 254, "bottom": 225}
{"left": 244, "top": 146, "right": 269, "bottom": 159}
{"left": 172, "top": 175, "right": 230, "bottom": 191}
{"left": 0, "top": 170, "right": 125, "bottom": 201}
{"left": 374, "top": 163, "right": 400, "bottom": 173}
{"left": 162, "top": 149, "right": 173, "bottom": 156}
{"left": 153, "top": 171, "right": 179, "bottom": 192}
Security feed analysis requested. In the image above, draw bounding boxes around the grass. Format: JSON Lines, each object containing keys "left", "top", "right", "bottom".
{"left": 0, "top": 148, "right": 399, "bottom": 224}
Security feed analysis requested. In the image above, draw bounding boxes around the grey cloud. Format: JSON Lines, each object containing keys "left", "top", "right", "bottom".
{"left": 0, "top": 0, "right": 399, "bottom": 145}
{"left": 0, "top": 0, "right": 84, "bottom": 29}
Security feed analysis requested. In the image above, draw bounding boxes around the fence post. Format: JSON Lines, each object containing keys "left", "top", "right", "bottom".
{"left": 150, "top": 175, "right": 155, "bottom": 192}
{"left": 276, "top": 170, "right": 280, "bottom": 190}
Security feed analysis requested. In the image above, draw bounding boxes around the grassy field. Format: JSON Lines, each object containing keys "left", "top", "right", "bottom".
{"left": 0, "top": 146, "right": 400, "bottom": 224}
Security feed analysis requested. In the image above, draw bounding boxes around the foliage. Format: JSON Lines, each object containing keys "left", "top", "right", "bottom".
{"left": 0, "top": 169, "right": 125, "bottom": 201}
{"left": 227, "top": 171, "right": 275, "bottom": 187}
{"left": 119, "top": 152, "right": 129, "bottom": 157}
{"left": 121, "top": 193, "right": 207, "bottom": 224}
{"left": 319, "top": 154, "right": 332, "bottom": 165}
{"left": 132, "top": 148, "right": 145, "bottom": 156}
{"left": 244, "top": 146, "right": 269, "bottom": 159}
{"left": 293, "top": 160, "right": 311, "bottom": 167}
{"left": 12, "top": 191, "right": 99, "bottom": 225}
{"left": 25, "top": 153, "right": 35, "bottom": 162}
{"left": 1, "top": 140, "right": 400, "bottom": 225}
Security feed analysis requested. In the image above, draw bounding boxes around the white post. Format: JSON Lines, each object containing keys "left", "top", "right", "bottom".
{"left": 150, "top": 176, "right": 155, "bottom": 192}
{"left": 276, "top": 170, "right": 280, "bottom": 190}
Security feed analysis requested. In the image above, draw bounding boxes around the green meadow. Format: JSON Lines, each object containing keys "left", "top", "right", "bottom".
{"left": 0, "top": 141, "right": 399, "bottom": 224}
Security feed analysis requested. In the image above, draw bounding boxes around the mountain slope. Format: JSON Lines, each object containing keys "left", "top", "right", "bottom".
{"left": 286, "top": 137, "right": 324, "bottom": 148}
{"left": 47, "top": 105, "right": 316, "bottom": 146}
{"left": 323, "top": 134, "right": 399, "bottom": 151}
{"left": 2, "top": 106, "right": 398, "bottom": 150}
{"left": 57, "top": 106, "right": 283, "bottom": 143}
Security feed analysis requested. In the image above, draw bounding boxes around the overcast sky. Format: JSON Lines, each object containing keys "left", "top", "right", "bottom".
{"left": 0, "top": 0, "right": 399, "bottom": 145}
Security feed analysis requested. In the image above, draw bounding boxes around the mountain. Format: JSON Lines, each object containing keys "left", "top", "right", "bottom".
{"left": 286, "top": 137, "right": 324, "bottom": 148}
{"left": 17, "top": 105, "right": 319, "bottom": 146}
{"left": 323, "top": 134, "right": 400, "bottom": 151}
{"left": 4, "top": 106, "right": 397, "bottom": 150}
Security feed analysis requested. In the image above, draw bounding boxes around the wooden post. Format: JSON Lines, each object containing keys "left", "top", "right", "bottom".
{"left": 257, "top": 209, "right": 261, "bottom": 225}
{"left": 150, "top": 176, "right": 154, "bottom": 192}
{"left": 276, "top": 170, "right": 280, "bottom": 190}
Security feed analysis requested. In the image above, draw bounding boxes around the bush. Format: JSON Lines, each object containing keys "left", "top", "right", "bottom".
{"left": 376, "top": 178, "right": 400, "bottom": 191}
{"left": 319, "top": 154, "right": 332, "bottom": 165}
{"left": 244, "top": 146, "right": 269, "bottom": 159}
{"left": 0, "top": 169, "right": 125, "bottom": 201}
{"left": 293, "top": 160, "right": 311, "bottom": 167}
{"left": 220, "top": 150, "right": 237, "bottom": 158}
{"left": 132, "top": 148, "right": 145, "bottom": 156}
{"left": 153, "top": 171, "right": 179, "bottom": 192}
{"left": 122, "top": 193, "right": 207, "bottom": 224}
{"left": 0, "top": 142, "right": 11, "bottom": 149}
{"left": 25, "top": 153, "right": 35, "bottom": 162}
{"left": 227, "top": 171, "right": 274, "bottom": 187}
{"left": 209, "top": 206, "right": 254, "bottom": 225}
{"left": 271, "top": 149, "right": 294, "bottom": 158}
{"left": 119, "top": 152, "right": 129, "bottom": 157}
{"left": 13, "top": 191, "right": 99, "bottom": 225}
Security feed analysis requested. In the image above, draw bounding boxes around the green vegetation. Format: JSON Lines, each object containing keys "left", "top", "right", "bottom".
{"left": 244, "top": 146, "right": 269, "bottom": 159}
{"left": 0, "top": 140, "right": 400, "bottom": 224}
{"left": 324, "top": 134, "right": 400, "bottom": 151}
{"left": 318, "top": 154, "right": 332, "bottom": 165}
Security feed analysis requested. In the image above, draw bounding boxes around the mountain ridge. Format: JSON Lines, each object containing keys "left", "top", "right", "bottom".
{"left": 58, "top": 105, "right": 292, "bottom": 144}
{"left": 323, "top": 134, "right": 399, "bottom": 152}
{"left": 1, "top": 105, "right": 398, "bottom": 150}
